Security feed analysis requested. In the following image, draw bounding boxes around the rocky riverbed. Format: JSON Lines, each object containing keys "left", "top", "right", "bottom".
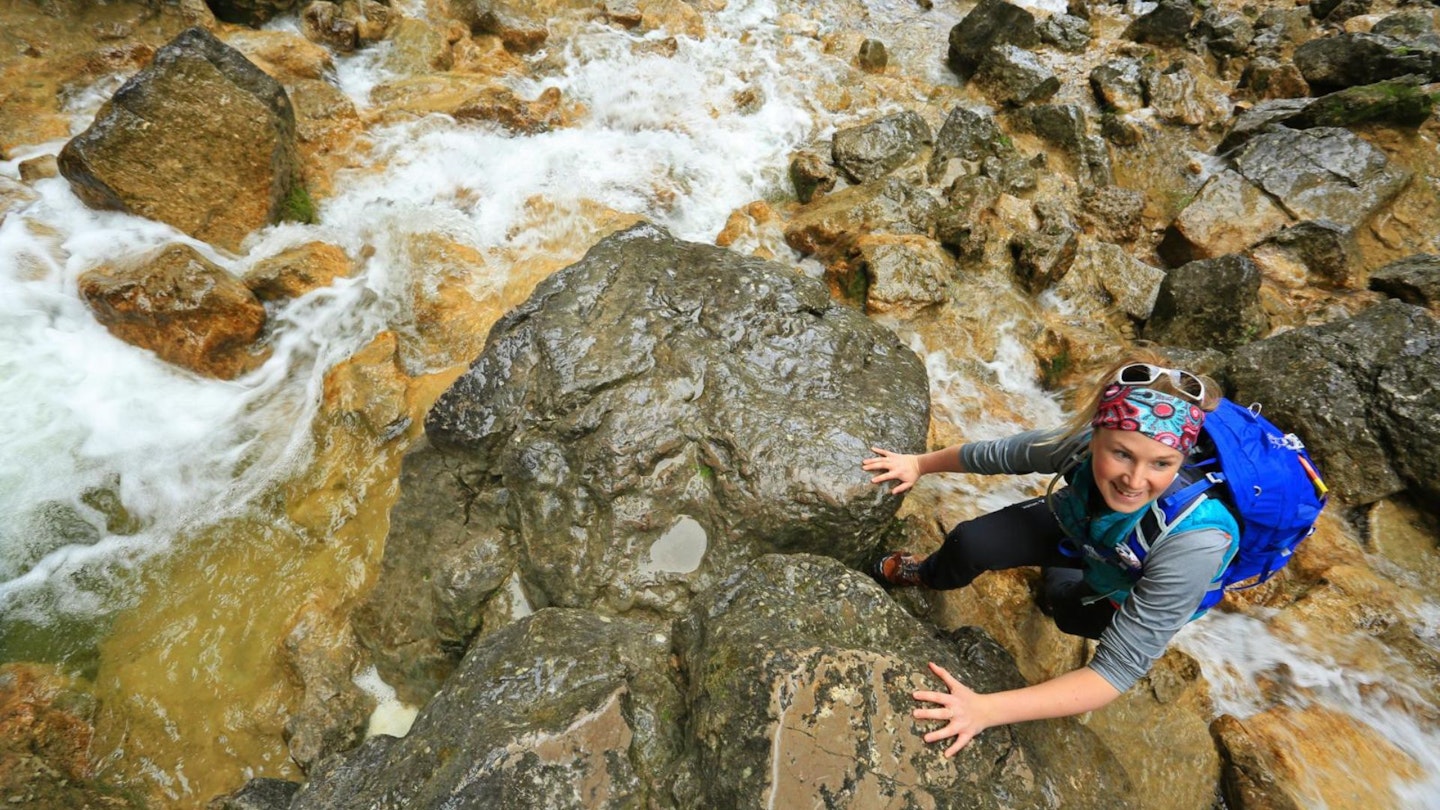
{"left": 2, "top": 0, "right": 1439, "bottom": 807}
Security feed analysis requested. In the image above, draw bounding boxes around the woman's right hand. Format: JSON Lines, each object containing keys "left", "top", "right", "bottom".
{"left": 862, "top": 447, "right": 921, "bottom": 494}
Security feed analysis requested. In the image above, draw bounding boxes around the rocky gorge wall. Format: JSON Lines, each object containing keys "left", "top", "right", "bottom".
{"left": 1, "top": 0, "right": 1439, "bottom": 808}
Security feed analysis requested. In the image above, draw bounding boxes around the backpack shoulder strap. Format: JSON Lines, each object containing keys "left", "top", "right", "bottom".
{"left": 1126, "top": 466, "right": 1223, "bottom": 558}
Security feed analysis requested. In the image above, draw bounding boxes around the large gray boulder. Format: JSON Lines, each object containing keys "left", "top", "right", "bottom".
{"left": 371, "top": 223, "right": 928, "bottom": 703}
{"left": 675, "top": 554, "right": 1136, "bottom": 809}
{"left": 831, "top": 111, "right": 933, "bottom": 184}
{"left": 57, "top": 27, "right": 307, "bottom": 253}
{"left": 292, "top": 609, "right": 684, "bottom": 809}
{"left": 1293, "top": 32, "right": 1440, "bottom": 92}
{"left": 974, "top": 44, "right": 1061, "bottom": 107}
{"left": 297, "top": 558, "right": 1136, "bottom": 809}
{"left": 1227, "top": 300, "right": 1440, "bottom": 505}
{"left": 350, "top": 444, "right": 517, "bottom": 703}
{"left": 1232, "top": 127, "right": 1409, "bottom": 230}
{"left": 1144, "top": 255, "right": 1270, "bottom": 351}
{"left": 946, "top": 0, "right": 1039, "bottom": 78}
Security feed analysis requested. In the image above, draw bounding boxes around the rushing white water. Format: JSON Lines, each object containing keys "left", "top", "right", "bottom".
{"left": 3, "top": 0, "right": 1439, "bottom": 805}
{"left": 0, "top": 1, "right": 844, "bottom": 623}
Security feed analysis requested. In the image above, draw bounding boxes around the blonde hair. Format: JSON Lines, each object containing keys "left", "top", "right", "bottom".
{"left": 1057, "top": 348, "right": 1222, "bottom": 444}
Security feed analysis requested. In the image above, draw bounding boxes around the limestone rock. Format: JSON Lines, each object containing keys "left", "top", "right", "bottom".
{"left": 423, "top": 222, "right": 929, "bottom": 617}
{"left": 927, "top": 104, "right": 1011, "bottom": 180}
{"left": 294, "top": 609, "right": 684, "bottom": 809}
{"left": 974, "top": 44, "right": 1061, "bottom": 107}
{"left": 1162, "top": 170, "right": 1292, "bottom": 264}
{"left": 1124, "top": 0, "right": 1197, "bottom": 48}
{"left": 0, "top": 664, "right": 139, "bottom": 809}
{"left": 1369, "top": 253, "right": 1440, "bottom": 311}
{"left": 1007, "top": 103, "right": 1112, "bottom": 188}
{"left": 244, "top": 241, "right": 353, "bottom": 302}
{"left": 1262, "top": 220, "right": 1357, "bottom": 288}
{"left": 857, "top": 38, "right": 888, "bottom": 72}
{"left": 1196, "top": 8, "right": 1254, "bottom": 56}
{"left": 208, "top": 778, "right": 301, "bottom": 810}
{"left": 1011, "top": 226, "right": 1078, "bottom": 294}
{"left": 370, "top": 76, "right": 566, "bottom": 134}
{"left": 351, "top": 442, "right": 516, "bottom": 703}
{"left": 785, "top": 176, "right": 942, "bottom": 261}
{"left": 831, "top": 110, "right": 932, "bottom": 184}
{"left": 1283, "top": 79, "right": 1436, "bottom": 130}
{"left": 1238, "top": 57, "right": 1310, "bottom": 101}
{"left": 1056, "top": 237, "right": 1166, "bottom": 320}
{"left": 1144, "top": 254, "right": 1270, "bottom": 351}
{"left": 1232, "top": 127, "right": 1409, "bottom": 229}
{"left": 855, "top": 233, "right": 955, "bottom": 314}
{"left": 1213, "top": 706, "right": 1426, "bottom": 809}
{"left": 1079, "top": 184, "right": 1145, "bottom": 244}
{"left": 788, "top": 146, "right": 837, "bottom": 204}
{"left": 279, "top": 603, "right": 374, "bottom": 773}
{"left": 1144, "top": 61, "right": 1232, "bottom": 127}
{"left": 57, "top": 27, "right": 306, "bottom": 253}
{"left": 946, "top": 0, "right": 1038, "bottom": 78}
{"left": 1293, "top": 32, "right": 1440, "bottom": 92}
{"left": 1227, "top": 299, "right": 1440, "bottom": 505}
{"left": 381, "top": 17, "right": 452, "bottom": 73}
{"left": 223, "top": 28, "right": 334, "bottom": 83}
{"left": 206, "top": 0, "right": 302, "bottom": 25}
{"left": 1090, "top": 57, "right": 1146, "bottom": 114}
{"left": 1037, "top": 13, "right": 1091, "bottom": 52}
{"left": 78, "top": 243, "right": 270, "bottom": 380}
{"left": 675, "top": 554, "right": 1135, "bottom": 809}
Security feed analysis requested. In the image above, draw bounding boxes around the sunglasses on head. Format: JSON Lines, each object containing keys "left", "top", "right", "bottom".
{"left": 1113, "top": 363, "right": 1206, "bottom": 403}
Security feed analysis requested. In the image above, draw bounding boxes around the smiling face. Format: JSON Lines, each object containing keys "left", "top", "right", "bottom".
{"left": 1088, "top": 427, "right": 1185, "bottom": 514}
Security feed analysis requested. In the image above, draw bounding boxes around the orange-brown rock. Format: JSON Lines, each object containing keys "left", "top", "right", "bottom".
{"left": 79, "top": 243, "right": 270, "bottom": 379}
{"left": 321, "top": 330, "right": 413, "bottom": 439}
{"left": 1085, "top": 649, "right": 1222, "bottom": 810}
{"left": 57, "top": 27, "right": 307, "bottom": 253}
{"left": 224, "top": 28, "right": 335, "bottom": 83}
{"left": 382, "top": 17, "right": 454, "bottom": 74}
{"left": 0, "top": 663, "right": 140, "bottom": 808}
{"left": 1366, "top": 496, "right": 1440, "bottom": 603}
{"left": 245, "top": 241, "right": 354, "bottom": 302}
{"left": 370, "top": 75, "right": 569, "bottom": 134}
{"left": 288, "top": 78, "right": 365, "bottom": 198}
{"left": 1212, "top": 706, "right": 1425, "bottom": 809}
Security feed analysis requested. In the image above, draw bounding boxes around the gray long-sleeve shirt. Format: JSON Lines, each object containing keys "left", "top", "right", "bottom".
{"left": 960, "top": 429, "right": 1233, "bottom": 693}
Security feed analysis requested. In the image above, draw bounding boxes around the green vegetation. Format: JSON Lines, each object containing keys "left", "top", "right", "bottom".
{"left": 1041, "top": 346, "right": 1073, "bottom": 390}
{"left": 280, "top": 182, "right": 317, "bottom": 224}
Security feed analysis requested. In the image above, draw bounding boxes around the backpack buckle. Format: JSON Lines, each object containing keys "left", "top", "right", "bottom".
{"left": 1205, "top": 472, "right": 1225, "bottom": 486}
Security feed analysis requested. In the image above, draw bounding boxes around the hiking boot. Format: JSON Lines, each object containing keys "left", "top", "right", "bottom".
{"left": 871, "top": 551, "right": 926, "bottom": 587}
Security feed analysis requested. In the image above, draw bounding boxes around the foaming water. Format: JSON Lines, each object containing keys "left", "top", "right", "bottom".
{"left": 1177, "top": 611, "right": 1440, "bottom": 805}
{"left": 0, "top": 0, "right": 855, "bottom": 652}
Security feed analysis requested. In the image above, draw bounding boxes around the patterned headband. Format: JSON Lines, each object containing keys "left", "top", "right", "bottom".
{"left": 1091, "top": 384, "right": 1206, "bottom": 454}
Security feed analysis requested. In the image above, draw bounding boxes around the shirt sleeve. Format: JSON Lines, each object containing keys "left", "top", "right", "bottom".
{"left": 959, "top": 427, "right": 1090, "bottom": 476}
{"left": 1086, "top": 526, "right": 1233, "bottom": 693}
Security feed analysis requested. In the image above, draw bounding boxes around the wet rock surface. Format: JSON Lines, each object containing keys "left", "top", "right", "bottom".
{"left": 6, "top": 0, "right": 1440, "bottom": 807}
{"left": 360, "top": 222, "right": 929, "bottom": 702}
{"left": 1227, "top": 300, "right": 1440, "bottom": 505}
{"left": 302, "top": 558, "right": 1135, "bottom": 810}
{"left": 78, "top": 243, "right": 270, "bottom": 379}
{"left": 57, "top": 26, "right": 307, "bottom": 253}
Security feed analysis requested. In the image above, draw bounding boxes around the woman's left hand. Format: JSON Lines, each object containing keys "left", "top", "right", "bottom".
{"left": 912, "top": 661, "right": 991, "bottom": 757}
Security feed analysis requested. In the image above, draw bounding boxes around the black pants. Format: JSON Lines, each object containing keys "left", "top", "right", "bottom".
{"left": 917, "top": 496, "right": 1117, "bottom": 639}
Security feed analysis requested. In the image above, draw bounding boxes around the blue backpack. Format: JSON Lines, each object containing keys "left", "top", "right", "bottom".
{"left": 1131, "top": 398, "right": 1329, "bottom": 612}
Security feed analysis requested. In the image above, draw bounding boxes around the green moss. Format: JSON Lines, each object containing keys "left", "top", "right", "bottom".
{"left": 280, "top": 183, "right": 317, "bottom": 224}
{"left": 1041, "top": 347, "right": 1073, "bottom": 389}
{"left": 844, "top": 266, "right": 870, "bottom": 305}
